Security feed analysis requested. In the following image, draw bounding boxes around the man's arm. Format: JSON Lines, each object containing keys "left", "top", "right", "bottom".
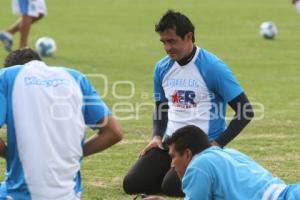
{"left": 153, "top": 101, "right": 169, "bottom": 138}
{"left": 83, "top": 116, "right": 123, "bottom": 157}
{"left": 140, "top": 101, "right": 168, "bottom": 156}
{"left": 141, "top": 59, "right": 170, "bottom": 156}
{"left": 214, "top": 92, "right": 254, "bottom": 147}
{"left": 0, "top": 137, "right": 6, "bottom": 158}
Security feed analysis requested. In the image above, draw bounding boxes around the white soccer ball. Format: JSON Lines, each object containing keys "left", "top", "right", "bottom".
{"left": 260, "top": 22, "right": 278, "bottom": 40}
{"left": 35, "top": 37, "right": 57, "bottom": 56}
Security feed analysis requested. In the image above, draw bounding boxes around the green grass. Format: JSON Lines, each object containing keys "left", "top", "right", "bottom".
{"left": 1, "top": 0, "right": 300, "bottom": 199}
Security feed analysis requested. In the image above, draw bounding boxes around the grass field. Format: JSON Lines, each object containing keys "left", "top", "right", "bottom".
{"left": 1, "top": 0, "right": 300, "bottom": 199}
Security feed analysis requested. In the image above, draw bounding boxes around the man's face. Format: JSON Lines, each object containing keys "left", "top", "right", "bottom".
{"left": 159, "top": 28, "right": 193, "bottom": 61}
{"left": 169, "top": 143, "right": 192, "bottom": 179}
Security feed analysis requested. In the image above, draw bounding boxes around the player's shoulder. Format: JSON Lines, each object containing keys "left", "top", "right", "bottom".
{"left": 190, "top": 149, "right": 211, "bottom": 164}
{"left": 192, "top": 147, "right": 223, "bottom": 164}
{"left": 196, "top": 48, "right": 223, "bottom": 65}
{"left": 154, "top": 56, "right": 175, "bottom": 80}
{"left": 0, "top": 67, "right": 8, "bottom": 76}
{"left": 1, "top": 65, "right": 23, "bottom": 72}
{"left": 62, "top": 67, "right": 81, "bottom": 75}
{"left": 63, "top": 67, "right": 86, "bottom": 79}
{"left": 187, "top": 153, "right": 214, "bottom": 175}
{"left": 62, "top": 67, "right": 96, "bottom": 92}
{"left": 0, "top": 65, "right": 24, "bottom": 79}
{"left": 155, "top": 55, "right": 175, "bottom": 70}
{"left": 223, "top": 148, "right": 255, "bottom": 161}
{"left": 196, "top": 48, "right": 231, "bottom": 77}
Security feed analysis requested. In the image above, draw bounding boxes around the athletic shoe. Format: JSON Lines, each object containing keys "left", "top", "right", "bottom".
{"left": 0, "top": 31, "right": 13, "bottom": 52}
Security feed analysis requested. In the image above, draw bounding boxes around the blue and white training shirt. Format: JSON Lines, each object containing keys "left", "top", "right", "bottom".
{"left": 153, "top": 47, "right": 243, "bottom": 139}
{"left": 0, "top": 61, "right": 111, "bottom": 200}
{"left": 182, "top": 147, "right": 287, "bottom": 200}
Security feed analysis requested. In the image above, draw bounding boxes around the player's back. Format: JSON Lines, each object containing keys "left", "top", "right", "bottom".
{"left": 2, "top": 60, "right": 84, "bottom": 200}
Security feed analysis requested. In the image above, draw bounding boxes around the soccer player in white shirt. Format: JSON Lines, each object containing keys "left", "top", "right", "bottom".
{"left": 123, "top": 10, "right": 254, "bottom": 197}
{"left": 0, "top": 0, "right": 47, "bottom": 51}
{"left": 0, "top": 48, "right": 123, "bottom": 200}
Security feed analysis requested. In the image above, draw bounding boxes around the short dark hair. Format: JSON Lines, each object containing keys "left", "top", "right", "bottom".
{"left": 166, "top": 125, "right": 210, "bottom": 156}
{"left": 4, "top": 48, "right": 42, "bottom": 67}
{"left": 155, "top": 10, "right": 195, "bottom": 42}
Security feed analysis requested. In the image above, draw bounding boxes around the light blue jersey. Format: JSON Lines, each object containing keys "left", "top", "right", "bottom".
{"left": 0, "top": 61, "right": 111, "bottom": 200}
{"left": 153, "top": 48, "right": 243, "bottom": 140}
{"left": 182, "top": 147, "right": 288, "bottom": 200}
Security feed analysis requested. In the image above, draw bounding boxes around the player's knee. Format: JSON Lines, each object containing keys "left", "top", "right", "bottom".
{"left": 161, "top": 178, "right": 185, "bottom": 197}
{"left": 123, "top": 174, "right": 136, "bottom": 194}
{"left": 161, "top": 181, "right": 174, "bottom": 197}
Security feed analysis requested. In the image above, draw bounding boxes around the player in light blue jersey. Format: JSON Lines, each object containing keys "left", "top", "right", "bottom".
{"left": 0, "top": 48, "right": 123, "bottom": 200}
{"left": 144, "top": 125, "right": 300, "bottom": 200}
{"left": 0, "top": 0, "right": 47, "bottom": 51}
{"left": 123, "top": 10, "right": 254, "bottom": 197}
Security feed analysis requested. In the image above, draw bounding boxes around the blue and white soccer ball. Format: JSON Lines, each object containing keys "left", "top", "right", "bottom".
{"left": 260, "top": 22, "right": 278, "bottom": 40}
{"left": 35, "top": 37, "right": 57, "bottom": 56}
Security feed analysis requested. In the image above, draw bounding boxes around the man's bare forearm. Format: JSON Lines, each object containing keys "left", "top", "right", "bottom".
{"left": 83, "top": 116, "right": 123, "bottom": 157}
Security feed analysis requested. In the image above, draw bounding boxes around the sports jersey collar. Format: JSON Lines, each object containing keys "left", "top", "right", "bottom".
{"left": 177, "top": 45, "right": 197, "bottom": 66}
{"left": 24, "top": 60, "right": 47, "bottom": 68}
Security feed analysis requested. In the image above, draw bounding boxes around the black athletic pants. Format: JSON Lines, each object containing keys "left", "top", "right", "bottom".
{"left": 123, "top": 148, "right": 185, "bottom": 197}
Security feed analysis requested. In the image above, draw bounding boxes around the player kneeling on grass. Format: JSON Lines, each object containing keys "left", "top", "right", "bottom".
{"left": 144, "top": 125, "right": 300, "bottom": 200}
{"left": 0, "top": 48, "right": 123, "bottom": 200}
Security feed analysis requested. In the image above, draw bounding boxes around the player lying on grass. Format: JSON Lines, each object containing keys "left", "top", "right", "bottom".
{"left": 144, "top": 125, "right": 300, "bottom": 200}
{"left": 0, "top": 48, "right": 123, "bottom": 200}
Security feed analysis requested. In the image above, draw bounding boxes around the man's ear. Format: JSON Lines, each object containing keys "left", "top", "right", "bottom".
{"left": 185, "top": 32, "right": 193, "bottom": 41}
{"left": 184, "top": 149, "right": 193, "bottom": 161}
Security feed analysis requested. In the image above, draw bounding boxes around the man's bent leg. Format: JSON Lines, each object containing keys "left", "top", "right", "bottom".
{"left": 7, "top": 15, "right": 43, "bottom": 36}
{"left": 161, "top": 167, "right": 185, "bottom": 197}
{"left": 123, "top": 148, "right": 171, "bottom": 195}
{"left": 19, "top": 15, "right": 33, "bottom": 48}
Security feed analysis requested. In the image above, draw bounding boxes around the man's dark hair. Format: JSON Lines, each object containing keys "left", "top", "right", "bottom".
{"left": 155, "top": 10, "right": 195, "bottom": 42}
{"left": 4, "top": 48, "right": 42, "bottom": 67}
{"left": 166, "top": 125, "right": 211, "bottom": 156}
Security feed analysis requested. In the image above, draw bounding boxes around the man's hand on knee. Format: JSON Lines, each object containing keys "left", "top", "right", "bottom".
{"left": 140, "top": 136, "right": 164, "bottom": 156}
